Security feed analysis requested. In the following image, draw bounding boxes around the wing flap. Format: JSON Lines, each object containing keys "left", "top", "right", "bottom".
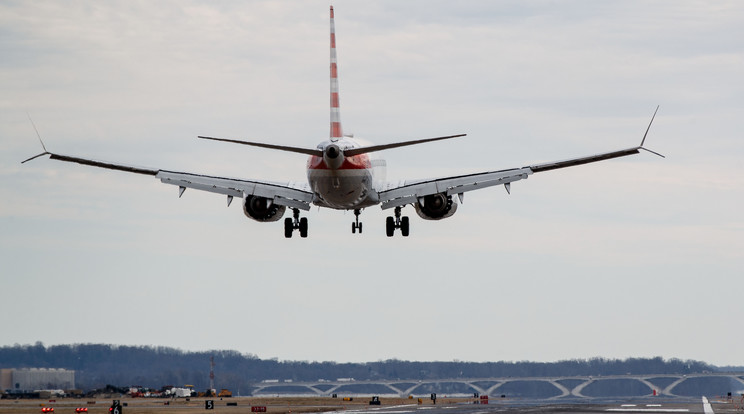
{"left": 158, "top": 176, "right": 243, "bottom": 198}
{"left": 156, "top": 170, "right": 312, "bottom": 210}
{"left": 379, "top": 167, "right": 532, "bottom": 210}
{"left": 274, "top": 195, "right": 312, "bottom": 211}
{"left": 379, "top": 143, "right": 650, "bottom": 210}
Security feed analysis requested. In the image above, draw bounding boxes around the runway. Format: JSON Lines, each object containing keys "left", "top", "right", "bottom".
{"left": 324, "top": 397, "right": 731, "bottom": 414}
{"left": 1, "top": 396, "right": 737, "bottom": 414}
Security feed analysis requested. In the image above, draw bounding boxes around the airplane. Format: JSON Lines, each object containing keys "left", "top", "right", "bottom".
{"left": 23, "top": 6, "right": 663, "bottom": 238}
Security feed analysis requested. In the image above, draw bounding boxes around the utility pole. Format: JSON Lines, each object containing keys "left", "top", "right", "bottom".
{"left": 209, "top": 356, "right": 215, "bottom": 391}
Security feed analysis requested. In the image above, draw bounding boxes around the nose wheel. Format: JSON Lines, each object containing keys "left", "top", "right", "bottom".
{"left": 386, "top": 206, "right": 410, "bottom": 237}
{"left": 351, "top": 209, "right": 363, "bottom": 234}
{"left": 284, "top": 208, "right": 308, "bottom": 238}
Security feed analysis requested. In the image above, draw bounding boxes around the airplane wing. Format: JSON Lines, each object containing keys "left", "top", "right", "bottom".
{"left": 379, "top": 106, "right": 662, "bottom": 210}
{"left": 378, "top": 145, "right": 652, "bottom": 210}
{"left": 28, "top": 152, "right": 313, "bottom": 211}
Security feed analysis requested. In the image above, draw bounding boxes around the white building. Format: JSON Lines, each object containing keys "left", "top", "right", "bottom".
{"left": 0, "top": 368, "right": 75, "bottom": 392}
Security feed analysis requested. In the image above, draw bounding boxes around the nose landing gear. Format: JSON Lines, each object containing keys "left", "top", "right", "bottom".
{"left": 386, "top": 206, "right": 410, "bottom": 237}
{"left": 351, "top": 209, "right": 363, "bottom": 234}
{"left": 284, "top": 208, "right": 308, "bottom": 238}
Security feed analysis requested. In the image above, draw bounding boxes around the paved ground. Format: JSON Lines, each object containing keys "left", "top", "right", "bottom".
{"left": 328, "top": 397, "right": 739, "bottom": 414}
{"left": 1, "top": 396, "right": 741, "bottom": 414}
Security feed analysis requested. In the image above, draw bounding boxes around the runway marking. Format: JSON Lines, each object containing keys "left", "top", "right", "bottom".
{"left": 344, "top": 411, "right": 414, "bottom": 414}
{"left": 606, "top": 409, "right": 688, "bottom": 412}
{"left": 349, "top": 409, "right": 417, "bottom": 414}
{"left": 622, "top": 405, "right": 637, "bottom": 407}
{"left": 647, "top": 405, "right": 662, "bottom": 407}
{"left": 328, "top": 406, "right": 418, "bottom": 414}
{"left": 702, "top": 396, "right": 715, "bottom": 414}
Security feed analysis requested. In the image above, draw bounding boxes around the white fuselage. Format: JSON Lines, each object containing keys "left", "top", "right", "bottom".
{"left": 306, "top": 137, "right": 386, "bottom": 210}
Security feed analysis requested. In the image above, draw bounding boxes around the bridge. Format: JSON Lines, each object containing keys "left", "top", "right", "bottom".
{"left": 252, "top": 373, "right": 744, "bottom": 399}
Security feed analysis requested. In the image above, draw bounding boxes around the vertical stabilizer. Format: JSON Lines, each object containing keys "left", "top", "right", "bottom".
{"left": 330, "top": 6, "right": 343, "bottom": 141}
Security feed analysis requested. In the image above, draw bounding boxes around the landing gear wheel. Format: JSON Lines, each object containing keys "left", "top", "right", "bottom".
{"left": 284, "top": 217, "right": 293, "bottom": 238}
{"left": 284, "top": 208, "right": 308, "bottom": 238}
{"left": 386, "top": 216, "right": 395, "bottom": 237}
{"left": 351, "top": 209, "right": 363, "bottom": 235}
{"left": 401, "top": 216, "right": 410, "bottom": 237}
{"left": 386, "top": 206, "right": 410, "bottom": 237}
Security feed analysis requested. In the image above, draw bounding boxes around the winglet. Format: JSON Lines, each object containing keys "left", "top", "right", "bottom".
{"left": 640, "top": 105, "right": 659, "bottom": 147}
{"left": 22, "top": 151, "right": 51, "bottom": 164}
{"left": 28, "top": 112, "right": 48, "bottom": 152}
{"left": 639, "top": 105, "right": 665, "bottom": 158}
{"left": 21, "top": 113, "right": 51, "bottom": 164}
{"left": 197, "top": 135, "right": 322, "bottom": 156}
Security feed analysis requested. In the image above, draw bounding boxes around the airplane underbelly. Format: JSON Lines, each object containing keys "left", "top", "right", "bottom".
{"left": 308, "top": 168, "right": 377, "bottom": 209}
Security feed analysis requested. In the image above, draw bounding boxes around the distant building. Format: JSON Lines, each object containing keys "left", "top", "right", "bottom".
{"left": 0, "top": 368, "right": 75, "bottom": 392}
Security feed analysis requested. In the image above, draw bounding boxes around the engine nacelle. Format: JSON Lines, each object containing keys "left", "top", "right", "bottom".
{"left": 414, "top": 193, "right": 458, "bottom": 220}
{"left": 243, "top": 195, "right": 286, "bottom": 222}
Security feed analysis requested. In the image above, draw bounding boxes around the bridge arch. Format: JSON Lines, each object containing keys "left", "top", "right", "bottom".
{"left": 249, "top": 373, "right": 744, "bottom": 398}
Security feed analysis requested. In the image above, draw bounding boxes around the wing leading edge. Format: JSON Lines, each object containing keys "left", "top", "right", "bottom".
{"left": 30, "top": 152, "right": 313, "bottom": 211}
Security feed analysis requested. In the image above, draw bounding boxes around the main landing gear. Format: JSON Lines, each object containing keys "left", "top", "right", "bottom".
{"left": 284, "top": 208, "right": 308, "bottom": 238}
{"left": 386, "top": 206, "right": 410, "bottom": 237}
{"left": 351, "top": 209, "right": 363, "bottom": 234}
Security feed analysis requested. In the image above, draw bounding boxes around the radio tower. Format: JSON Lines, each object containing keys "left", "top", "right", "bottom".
{"left": 209, "top": 356, "right": 215, "bottom": 391}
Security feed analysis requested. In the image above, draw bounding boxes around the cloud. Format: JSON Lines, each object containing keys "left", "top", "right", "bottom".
{"left": 1, "top": 0, "right": 743, "bottom": 366}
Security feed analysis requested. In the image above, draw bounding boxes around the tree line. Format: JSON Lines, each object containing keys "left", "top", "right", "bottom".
{"left": 0, "top": 342, "right": 716, "bottom": 393}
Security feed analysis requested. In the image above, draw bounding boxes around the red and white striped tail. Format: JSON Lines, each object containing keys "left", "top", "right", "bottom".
{"left": 330, "top": 5, "right": 343, "bottom": 141}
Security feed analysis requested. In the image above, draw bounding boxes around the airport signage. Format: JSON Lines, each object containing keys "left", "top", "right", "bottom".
{"left": 110, "top": 400, "right": 122, "bottom": 414}
{"left": 205, "top": 400, "right": 214, "bottom": 410}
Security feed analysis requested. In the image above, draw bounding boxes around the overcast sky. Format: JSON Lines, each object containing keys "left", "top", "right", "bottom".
{"left": 1, "top": 1, "right": 743, "bottom": 367}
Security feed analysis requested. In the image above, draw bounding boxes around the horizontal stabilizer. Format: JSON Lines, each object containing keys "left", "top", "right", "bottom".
{"left": 198, "top": 136, "right": 322, "bottom": 157}
{"left": 344, "top": 134, "right": 466, "bottom": 157}
{"left": 199, "top": 134, "right": 465, "bottom": 158}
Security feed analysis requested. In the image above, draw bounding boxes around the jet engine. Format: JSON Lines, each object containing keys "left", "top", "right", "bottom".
{"left": 414, "top": 193, "right": 458, "bottom": 220}
{"left": 243, "top": 195, "right": 286, "bottom": 222}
